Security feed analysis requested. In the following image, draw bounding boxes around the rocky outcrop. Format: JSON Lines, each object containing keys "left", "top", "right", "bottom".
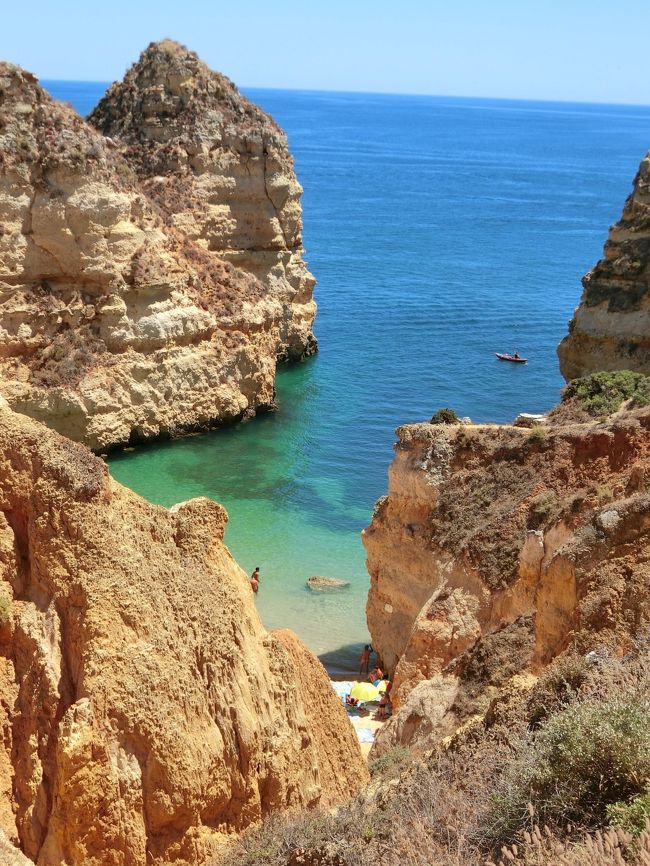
{"left": 0, "top": 401, "right": 366, "bottom": 866}
{"left": 558, "top": 149, "right": 650, "bottom": 380}
{"left": 363, "top": 410, "right": 650, "bottom": 754}
{"left": 0, "top": 43, "right": 316, "bottom": 451}
{"left": 89, "top": 39, "right": 316, "bottom": 363}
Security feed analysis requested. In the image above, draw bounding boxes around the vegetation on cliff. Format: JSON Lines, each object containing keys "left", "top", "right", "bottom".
{"left": 215, "top": 643, "right": 650, "bottom": 866}
{"left": 559, "top": 370, "right": 650, "bottom": 418}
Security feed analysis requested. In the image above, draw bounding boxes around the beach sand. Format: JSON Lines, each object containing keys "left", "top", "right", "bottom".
{"left": 330, "top": 679, "right": 389, "bottom": 759}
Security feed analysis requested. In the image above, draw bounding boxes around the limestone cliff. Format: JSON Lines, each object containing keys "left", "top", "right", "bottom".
{"left": 363, "top": 410, "right": 650, "bottom": 754}
{"left": 0, "top": 402, "right": 367, "bottom": 866}
{"left": 558, "top": 149, "right": 650, "bottom": 380}
{"left": 0, "top": 44, "right": 315, "bottom": 451}
{"left": 89, "top": 39, "right": 316, "bottom": 363}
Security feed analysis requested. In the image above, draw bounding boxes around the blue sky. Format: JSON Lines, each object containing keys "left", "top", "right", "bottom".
{"left": 2, "top": 0, "right": 649, "bottom": 104}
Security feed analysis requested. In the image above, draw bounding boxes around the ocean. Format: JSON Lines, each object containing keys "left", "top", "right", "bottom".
{"left": 44, "top": 81, "right": 650, "bottom": 674}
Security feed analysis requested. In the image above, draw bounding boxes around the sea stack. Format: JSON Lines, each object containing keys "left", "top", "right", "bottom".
{"left": 89, "top": 40, "right": 317, "bottom": 363}
{"left": 0, "top": 43, "right": 316, "bottom": 451}
{"left": 558, "top": 149, "right": 650, "bottom": 380}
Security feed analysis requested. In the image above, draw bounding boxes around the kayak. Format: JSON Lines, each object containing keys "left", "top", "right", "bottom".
{"left": 496, "top": 352, "right": 528, "bottom": 363}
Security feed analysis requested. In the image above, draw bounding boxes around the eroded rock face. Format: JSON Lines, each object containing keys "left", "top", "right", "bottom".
{"left": 0, "top": 404, "right": 366, "bottom": 866}
{"left": 364, "top": 411, "right": 650, "bottom": 753}
{"left": 0, "top": 43, "right": 316, "bottom": 451}
{"left": 89, "top": 39, "right": 317, "bottom": 363}
{"left": 558, "top": 150, "right": 650, "bottom": 380}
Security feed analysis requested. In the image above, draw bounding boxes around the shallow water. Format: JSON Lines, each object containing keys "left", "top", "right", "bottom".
{"left": 44, "top": 82, "right": 650, "bottom": 674}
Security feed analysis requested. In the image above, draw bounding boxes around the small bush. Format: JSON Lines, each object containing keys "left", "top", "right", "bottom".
{"left": 485, "top": 695, "right": 650, "bottom": 847}
{"left": 431, "top": 407, "right": 459, "bottom": 425}
{"left": 561, "top": 371, "right": 650, "bottom": 417}
{"left": 368, "top": 746, "right": 412, "bottom": 778}
{"left": 456, "top": 428, "right": 476, "bottom": 449}
{"left": 527, "top": 490, "right": 557, "bottom": 528}
{"left": 607, "top": 787, "right": 650, "bottom": 836}
{"left": 528, "top": 425, "right": 547, "bottom": 443}
{"left": 526, "top": 653, "right": 589, "bottom": 727}
{"left": 596, "top": 485, "right": 614, "bottom": 504}
{"left": 0, "top": 592, "right": 11, "bottom": 627}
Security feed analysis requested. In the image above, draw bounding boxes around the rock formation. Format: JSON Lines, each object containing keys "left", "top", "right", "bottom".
{"left": 0, "top": 400, "right": 366, "bottom": 866}
{"left": 306, "top": 576, "right": 351, "bottom": 591}
{"left": 0, "top": 43, "right": 316, "bottom": 451}
{"left": 558, "top": 149, "right": 650, "bottom": 380}
{"left": 363, "top": 410, "right": 650, "bottom": 754}
{"left": 89, "top": 40, "right": 317, "bottom": 364}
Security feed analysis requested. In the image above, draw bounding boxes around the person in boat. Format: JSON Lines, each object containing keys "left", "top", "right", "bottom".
{"left": 359, "top": 644, "right": 374, "bottom": 676}
{"left": 250, "top": 567, "right": 260, "bottom": 594}
{"left": 513, "top": 351, "right": 520, "bottom": 359}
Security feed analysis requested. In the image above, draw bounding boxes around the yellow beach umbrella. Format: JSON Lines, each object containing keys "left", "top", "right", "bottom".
{"left": 350, "top": 682, "right": 380, "bottom": 702}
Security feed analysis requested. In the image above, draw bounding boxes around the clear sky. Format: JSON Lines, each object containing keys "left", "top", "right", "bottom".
{"left": 1, "top": 0, "right": 648, "bottom": 104}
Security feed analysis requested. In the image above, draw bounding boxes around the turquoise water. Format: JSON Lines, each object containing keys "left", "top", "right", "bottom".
{"left": 45, "top": 82, "right": 650, "bottom": 673}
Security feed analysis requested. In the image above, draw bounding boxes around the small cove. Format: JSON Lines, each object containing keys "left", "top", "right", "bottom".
{"left": 45, "top": 82, "right": 650, "bottom": 675}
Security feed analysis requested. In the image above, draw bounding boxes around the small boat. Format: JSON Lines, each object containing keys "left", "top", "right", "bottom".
{"left": 496, "top": 352, "right": 528, "bottom": 363}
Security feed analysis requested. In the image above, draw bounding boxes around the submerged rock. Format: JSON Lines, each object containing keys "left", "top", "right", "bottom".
{"left": 306, "top": 576, "right": 351, "bottom": 591}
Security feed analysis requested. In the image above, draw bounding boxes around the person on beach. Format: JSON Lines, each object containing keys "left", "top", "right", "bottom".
{"left": 368, "top": 665, "right": 383, "bottom": 683}
{"left": 250, "top": 567, "right": 260, "bottom": 594}
{"left": 377, "top": 690, "right": 390, "bottom": 719}
{"left": 359, "top": 644, "right": 373, "bottom": 676}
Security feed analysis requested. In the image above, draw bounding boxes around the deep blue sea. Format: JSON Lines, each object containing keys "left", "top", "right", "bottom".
{"left": 44, "top": 80, "right": 650, "bottom": 673}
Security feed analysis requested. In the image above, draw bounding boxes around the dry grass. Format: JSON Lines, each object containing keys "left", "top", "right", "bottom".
{"left": 214, "top": 644, "right": 650, "bottom": 866}
{"left": 492, "top": 823, "right": 650, "bottom": 866}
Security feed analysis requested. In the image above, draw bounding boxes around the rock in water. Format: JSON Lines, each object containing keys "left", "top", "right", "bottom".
{"left": 558, "top": 149, "right": 650, "bottom": 380}
{"left": 89, "top": 40, "right": 317, "bottom": 364}
{"left": 0, "top": 42, "right": 316, "bottom": 451}
{"left": 0, "top": 403, "right": 367, "bottom": 865}
{"left": 306, "top": 576, "right": 351, "bottom": 591}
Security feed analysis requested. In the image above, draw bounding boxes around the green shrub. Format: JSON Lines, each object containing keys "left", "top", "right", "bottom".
{"left": 526, "top": 653, "right": 589, "bottom": 727}
{"left": 368, "top": 746, "right": 412, "bottom": 778}
{"left": 430, "top": 407, "right": 459, "bottom": 424}
{"left": 527, "top": 490, "right": 557, "bottom": 528}
{"left": 562, "top": 371, "right": 650, "bottom": 417}
{"left": 485, "top": 695, "right": 650, "bottom": 847}
{"left": 528, "top": 425, "right": 548, "bottom": 443}
{"left": 607, "top": 787, "right": 650, "bottom": 837}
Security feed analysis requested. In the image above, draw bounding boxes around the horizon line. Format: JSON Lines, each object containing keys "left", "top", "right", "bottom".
{"left": 39, "top": 77, "right": 650, "bottom": 111}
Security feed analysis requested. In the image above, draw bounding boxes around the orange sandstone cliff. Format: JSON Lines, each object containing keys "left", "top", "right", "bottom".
{"left": 363, "top": 409, "right": 650, "bottom": 754}
{"left": 0, "top": 42, "right": 316, "bottom": 451}
{"left": 558, "top": 149, "right": 650, "bottom": 379}
{"left": 0, "top": 401, "right": 366, "bottom": 866}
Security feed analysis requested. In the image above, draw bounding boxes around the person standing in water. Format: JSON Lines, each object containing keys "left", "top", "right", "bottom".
{"left": 250, "top": 567, "right": 260, "bottom": 594}
{"left": 359, "top": 644, "right": 373, "bottom": 676}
